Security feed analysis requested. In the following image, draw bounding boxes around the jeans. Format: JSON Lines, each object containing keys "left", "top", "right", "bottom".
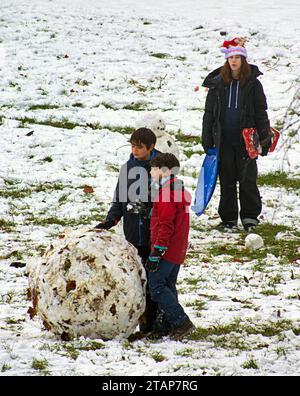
{"left": 148, "top": 259, "right": 189, "bottom": 329}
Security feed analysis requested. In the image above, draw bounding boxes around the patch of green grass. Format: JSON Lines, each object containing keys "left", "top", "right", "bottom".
{"left": 185, "top": 299, "right": 206, "bottom": 311}
{"left": 253, "top": 223, "right": 300, "bottom": 261}
{"left": 101, "top": 102, "right": 118, "bottom": 110}
{"left": 212, "top": 334, "right": 251, "bottom": 351}
{"left": 197, "top": 293, "right": 221, "bottom": 301}
{"left": 61, "top": 341, "right": 105, "bottom": 359}
{"left": 17, "top": 117, "right": 81, "bottom": 130}
{"left": 75, "top": 79, "right": 90, "bottom": 86}
{"left": 267, "top": 274, "right": 283, "bottom": 287}
{"left": 31, "top": 358, "right": 49, "bottom": 371}
{"left": 287, "top": 129, "right": 297, "bottom": 138}
{"left": 242, "top": 358, "right": 259, "bottom": 369}
{"left": 183, "top": 148, "right": 204, "bottom": 158}
{"left": 208, "top": 243, "right": 246, "bottom": 258}
{"left": 0, "top": 290, "right": 16, "bottom": 304}
{"left": 4, "top": 178, "right": 21, "bottom": 187}
{"left": 260, "top": 288, "right": 279, "bottom": 296}
{"left": 78, "top": 341, "right": 105, "bottom": 351}
{"left": 189, "top": 319, "right": 294, "bottom": 341}
{"left": 0, "top": 218, "right": 17, "bottom": 231}
{"left": 208, "top": 223, "right": 300, "bottom": 262}
{"left": 150, "top": 350, "right": 166, "bottom": 362}
{"left": 1, "top": 363, "right": 12, "bottom": 372}
{"left": 149, "top": 53, "right": 186, "bottom": 61}
{"left": 106, "top": 165, "right": 119, "bottom": 172}
{"left": 25, "top": 213, "right": 97, "bottom": 227}
{"left": 0, "top": 250, "right": 23, "bottom": 260}
{"left": 174, "top": 134, "right": 200, "bottom": 144}
{"left": 252, "top": 260, "right": 266, "bottom": 272}
{"left": 5, "top": 317, "right": 25, "bottom": 325}
{"left": 276, "top": 346, "right": 288, "bottom": 357}
{"left": 189, "top": 319, "right": 242, "bottom": 341}
{"left": 150, "top": 52, "right": 171, "bottom": 59}
{"left": 245, "top": 319, "right": 293, "bottom": 337}
{"left": 123, "top": 102, "right": 147, "bottom": 111}
{"left": 41, "top": 156, "right": 53, "bottom": 163}
{"left": 127, "top": 79, "right": 148, "bottom": 93}
{"left": 175, "top": 347, "right": 194, "bottom": 357}
{"left": 40, "top": 340, "right": 105, "bottom": 361}
{"left": 258, "top": 171, "right": 300, "bottom": 190}
{"left": 106, "top": 126, "right": 133, "bottom": 135}
{"left": 184, "top": 276, "right": 206, "bottom": 291}
{"left": 28, "top": 104, "right": 60, "bottom": 110}
{"left": 0, "top": 181, "right": 70, "bottom": 199}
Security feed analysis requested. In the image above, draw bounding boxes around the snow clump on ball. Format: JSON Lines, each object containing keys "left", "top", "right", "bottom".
{"left": 245, "top": 233, "right": 264, "bottom": 250}
{"left": 27, "top": 228, "right": 146, "bottom": 341}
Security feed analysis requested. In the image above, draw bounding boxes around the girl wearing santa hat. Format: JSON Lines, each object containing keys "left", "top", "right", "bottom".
{"left": 201, "top": 37, "right": 271, "bottom": 232}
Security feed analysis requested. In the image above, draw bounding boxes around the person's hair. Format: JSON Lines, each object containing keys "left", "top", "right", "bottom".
{"left": 150, "top": 153, "right": 180, "bottom": 175}
{"left": 130, "top": 128, "right": 156, "bottom": 149}
{"left": 220, "top": 56, "right": 251, "bottom": 87}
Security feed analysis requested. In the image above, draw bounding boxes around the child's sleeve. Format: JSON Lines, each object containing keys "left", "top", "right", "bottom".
{"left": 154, "top": 201, "right": 176, "bottom": 249}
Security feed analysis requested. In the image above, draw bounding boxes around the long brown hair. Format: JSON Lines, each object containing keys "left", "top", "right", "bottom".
{"left": 221, "top": 56, "right": 251, "bottom": 87}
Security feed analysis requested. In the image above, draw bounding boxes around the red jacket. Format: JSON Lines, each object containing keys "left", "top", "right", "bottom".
{"left": 150, "top": 178, "right": 191, "bottom": 265}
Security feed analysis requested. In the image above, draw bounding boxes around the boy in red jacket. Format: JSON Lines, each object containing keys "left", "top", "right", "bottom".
{"left": 146, "top": 153, "right": 195, "bottom": 340}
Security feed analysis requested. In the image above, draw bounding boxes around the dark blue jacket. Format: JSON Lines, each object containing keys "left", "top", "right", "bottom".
{"left": 223, "top": 79, "right": 242, "bottom": 144}
{"left": 105, "top": 149, "right": 161, "bottom": 247}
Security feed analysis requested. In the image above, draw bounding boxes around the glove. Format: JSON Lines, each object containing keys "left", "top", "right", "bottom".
{"left": 260, "top": 127, "right": 273, "bottom": 156}
{"left": 94, "top": 220, "right": 115, "bottom": 230}
{"left": 261, "top": 140, "right": 272, "bottom": 156}
{"left": 261, "top": 146, "right": 269, "bottom": 156}
{"left": 145, "top": 245, "right": 167, "bottom": 272}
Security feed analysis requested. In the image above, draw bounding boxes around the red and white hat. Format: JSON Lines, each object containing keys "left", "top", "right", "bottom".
{"left": 220, "top": 37, "right": 248, "bottom": 59}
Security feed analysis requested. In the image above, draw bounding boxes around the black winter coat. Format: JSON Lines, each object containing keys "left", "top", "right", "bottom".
{"left": 201, "top": 64, "right": 270, "bottom": 156}
{"left": 105, "top": 149, "right": 161, "bottom": 247}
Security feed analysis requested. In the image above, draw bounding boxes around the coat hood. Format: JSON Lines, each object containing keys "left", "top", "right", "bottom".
{"left": 202, "top": 64, "right": 263, "bottom": 88}
{"left": 157, "top": 177, "right": 191, "bottom": 207}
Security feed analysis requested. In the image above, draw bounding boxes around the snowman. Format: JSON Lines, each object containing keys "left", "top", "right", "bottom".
{"left": 135, "top": 113, "right": 180, "bottom": 158}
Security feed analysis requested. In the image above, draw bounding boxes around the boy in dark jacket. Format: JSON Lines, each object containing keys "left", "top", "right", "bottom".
{"left": 145, "top": 153, "right": 195, "bottom": 340}
{"left": 95, "top": 128, "right": 161, "bottom": 334}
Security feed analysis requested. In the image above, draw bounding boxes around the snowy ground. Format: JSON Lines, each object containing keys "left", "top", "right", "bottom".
{"left": 0, "top": 0, "right": 300, "bottom": 376}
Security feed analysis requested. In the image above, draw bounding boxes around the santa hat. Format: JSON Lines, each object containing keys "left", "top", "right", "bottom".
{"left": 220, "top": 37, "right": 248, "bottom": 59}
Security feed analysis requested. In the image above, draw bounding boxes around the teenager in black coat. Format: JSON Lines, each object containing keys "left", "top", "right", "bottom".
{"left": 201, "top": 38, "right": 271, "bottom": 232}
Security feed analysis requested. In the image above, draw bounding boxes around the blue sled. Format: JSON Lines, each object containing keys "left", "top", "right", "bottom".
{"left": 191, "top": 148, "right": 218, "bottom": 217}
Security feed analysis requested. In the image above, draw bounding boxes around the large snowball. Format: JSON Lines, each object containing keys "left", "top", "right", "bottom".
{"left": 136, "top": 112, "right": 180, "bottom": 158}
{"left": 27, "top": 228, "right": 146, "bottom": 340}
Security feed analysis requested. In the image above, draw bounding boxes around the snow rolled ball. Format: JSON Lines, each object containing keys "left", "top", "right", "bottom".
{"left": 245, "top": 233, "right": 264, "bottom": 250}
{"left": 28, "top": 229, "right": 146, "bottom": 340}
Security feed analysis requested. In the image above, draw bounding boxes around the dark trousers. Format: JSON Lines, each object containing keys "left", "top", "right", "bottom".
{"left": 148, "top": 259, "right": 189, "bottom": 329}
{"left": 218, "top": 144, "right": 262, "bottom": 223}
{"left": 136, "top": 246, "right": 158, "bottom": 332}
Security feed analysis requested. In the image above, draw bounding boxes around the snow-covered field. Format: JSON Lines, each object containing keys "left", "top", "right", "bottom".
{"left": 0, "top": 0, "right": 300, "bottom": 376}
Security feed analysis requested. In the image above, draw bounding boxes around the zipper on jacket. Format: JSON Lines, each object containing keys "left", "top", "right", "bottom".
{"left": 138, "top": 176, "right": 142, "bottom": 246}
